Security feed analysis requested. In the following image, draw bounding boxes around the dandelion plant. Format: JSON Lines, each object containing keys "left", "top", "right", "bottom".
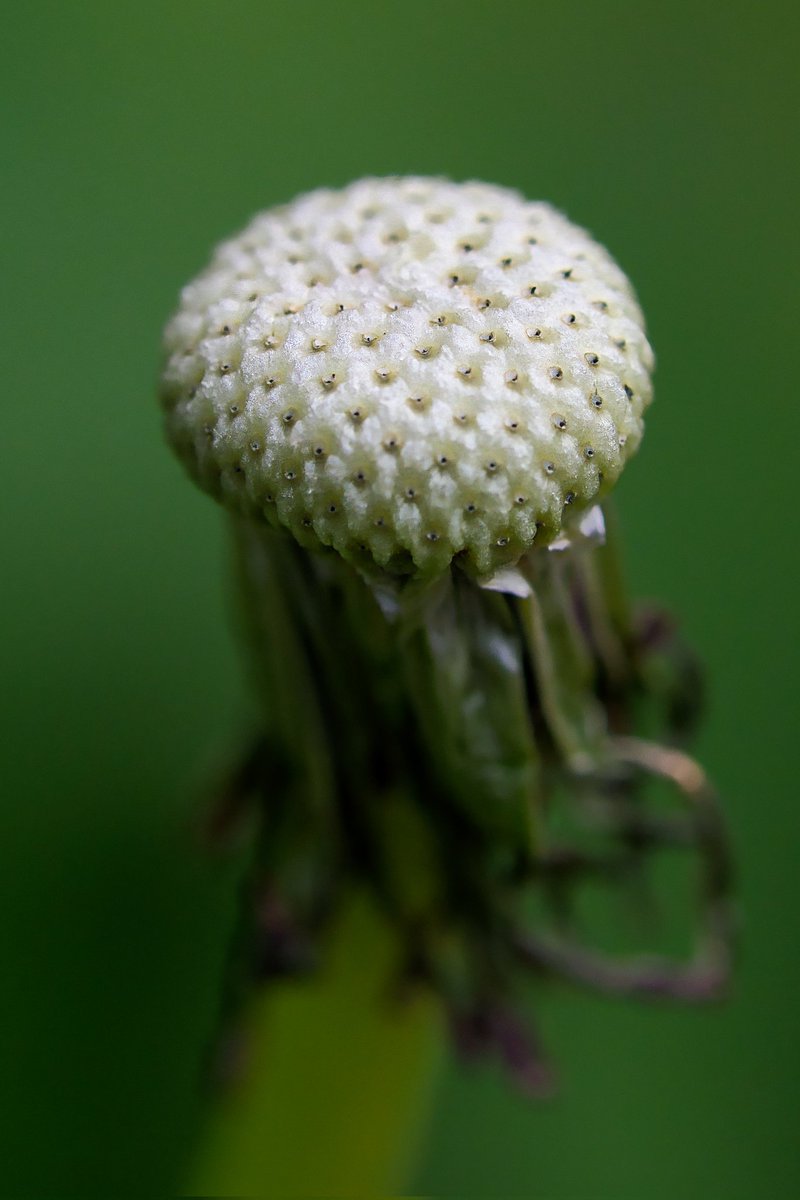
{"left": 160, "top": 177, "right": 733, "bottom": 1191}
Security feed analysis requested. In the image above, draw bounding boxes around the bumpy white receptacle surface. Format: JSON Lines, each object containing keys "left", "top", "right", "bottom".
{"left": 161, "top": 178, "right": 653, "bottom": 578}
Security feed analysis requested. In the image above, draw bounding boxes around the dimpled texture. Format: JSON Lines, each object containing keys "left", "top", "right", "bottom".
{"left": 161, "top": 178, "right": 653, "bottom": 579}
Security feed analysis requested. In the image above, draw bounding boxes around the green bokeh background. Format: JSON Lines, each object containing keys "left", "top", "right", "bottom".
{"left": 3, "top": 1, "right": 798, "bottom": 1193}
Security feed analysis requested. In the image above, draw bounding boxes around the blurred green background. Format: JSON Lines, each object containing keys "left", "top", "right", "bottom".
{"left": 3, "top": 0, "right": 798, "bottom": 1194}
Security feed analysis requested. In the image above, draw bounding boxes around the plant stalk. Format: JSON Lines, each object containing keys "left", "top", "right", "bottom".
{"left": 188, "top": 894, "right": 443, "bottom": 1196}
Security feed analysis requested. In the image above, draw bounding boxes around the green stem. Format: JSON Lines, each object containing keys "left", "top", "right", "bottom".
{"left": 188, "top": 895, "right": 444, "bottom": 1197}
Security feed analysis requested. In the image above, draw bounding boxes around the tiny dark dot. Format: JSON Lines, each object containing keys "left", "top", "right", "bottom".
{"left": 450, "top": 274, "right": 460, "bottom": 284}
{"left": 592, "top": 393, "right": 603, "bottom": 408}
{"left": 461, "top": 243, "right": 474, "bottom": 252}
{"left": 478, "top": 298, "right": 492, "bottom": 309}
{"left": 352, "top": 262, "right": 364, "bottom": 273}
{"left": 426, "top": 532, "right": 439, "bottom": 542}
{"left": 375, "top": 518, "right": 385, "bottom": 527}
{"left": 515, "top": 495, "right": 526, "bottom": 505}
{"left": 282, "top": 411, "right": 295, "bottom": 424}
{"left": 561, "top": 269, "right": 573, "bottom": 279}
{"left": 501, "top": 257, "right": 513, "bottom": 267}
{"left": 497, "top": 537, "right": 509, "bottom": 547}
{"left": 480, "top": 331, "right": 495, "bottom": 343}
{"left": 221, "top": 325, "right": 231, "bottom": 335}
{"left": 302, "top": 518, "right": 312, "bottom": 527}
{"left": 528, "top": 236, "right": 538, "bottom": 245}
{"left": 416, "top": 346, "right": 432, "bottom": 358}
{"left": 544, "top": 461, "right": 555, "bottom": 474}
{"left": 553, "top": 415, "right": 567, "bottom": 430}
{"left": 486, "top": 461, "right": 498, "bottom": 472}
{"left": 228, "top": 404, "right": 239, "bottom": 415}
{"left": 527, "top": 327, "right": 542, "bottom": 339}
{"left": 624, "top": 384, "right": 634, "bottom": 399}
{"left": 314, "top": 446, "right": 325, "bottom": 457}
{"left": 565, "top": 491, "right": 575, "bottom": 504}
{"left": 350, "top": 408, "right": 362, "bottom": 421}
{"left": 585, "top": 353, "right": 599, "bottom": 366}
{"left": 355, "top": 471, "right": 366, "bottom": 482}
{"left": 250, "top": 440, "right": 260, "bottom": 452}
{"left": 584, "top": 446, "right": 595, "bottom": 458}
{"left": 234, "top": 465, "right": 242, "bottom": 474}
{"left": 550, "top": 367, "right": 563, "bottom": 380}
{"left": 265, "top": 377, "right": 277, "bottom": 389}
{"left": 220, "top": 364, "right": 230, "bottom": 374}
{"left": 528, "top": 285, "right": 538, "bottom": 296}
{"left": 438, "top": 455, "right": 449, "bottom": 466}
{"left": 328, "top": 504, "right": 337, "bottom": 513}
{"left": 616, "top": 339, "right": 627, "bottom": 350}
{"left": 562, "top": 313, "right": 576, "bottom": 325}
{"left": 406, "top": 487, "right": 416, "bottom": 499}
{"left": 285, "top": 470, "right": 296, "bottom": 480}
{"left": 466, "top": 503, "right": 477, "bottom": 513}
{"left": 458, "top": 365, "right": 472, "bottom": 377}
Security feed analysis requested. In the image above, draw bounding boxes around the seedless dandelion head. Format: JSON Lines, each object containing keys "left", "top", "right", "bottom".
{"left": 161, "top": 177, "right": 654, "bottom": 579}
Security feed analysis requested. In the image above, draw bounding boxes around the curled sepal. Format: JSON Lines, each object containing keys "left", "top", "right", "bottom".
{"left": 512, "top": 737, "right": 735, "bottom": 1002}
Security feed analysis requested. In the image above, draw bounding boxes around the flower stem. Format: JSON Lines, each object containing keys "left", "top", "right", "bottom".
{"left": 188, "top": 894, "right": 444, "bottom": 1197}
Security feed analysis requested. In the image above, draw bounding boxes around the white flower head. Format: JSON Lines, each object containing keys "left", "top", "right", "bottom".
{"left": 161, "top": 177, "right": 653, "bottom": 579}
